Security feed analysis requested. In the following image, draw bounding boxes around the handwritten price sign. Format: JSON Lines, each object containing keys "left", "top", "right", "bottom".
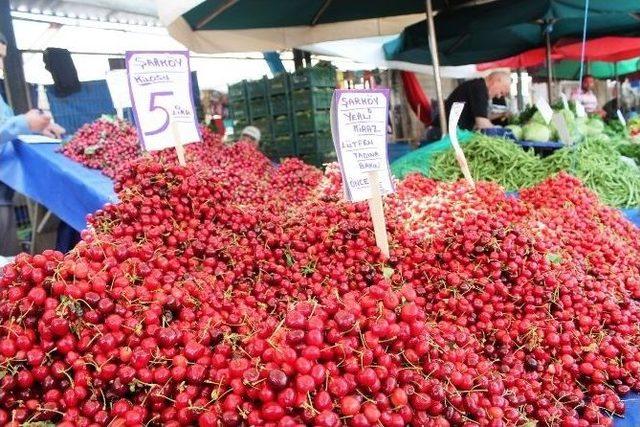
{"left": 125, "top": 51, "right": 200, "bottom": 151}
{"left": 331, "top": 89, "right": 394, "bottom": 202}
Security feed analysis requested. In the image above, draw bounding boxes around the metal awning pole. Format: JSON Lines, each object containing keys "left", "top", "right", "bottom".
{"left": 426, "top": 0, "right": 447, "bottom": 134}
{"left": 0, "top": 0, "right": 30, "bottom": 112}
{"left": 615, "top": 62, "right": 620, "bottom": 110}
{"left": 517, "top": 68, "right": 524, "bottom": 111}
{"left": 545, "top": 27, "right": 553, "bottom": 103}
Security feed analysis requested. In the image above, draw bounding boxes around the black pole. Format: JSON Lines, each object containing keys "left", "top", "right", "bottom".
{"left": 545, "top": 28, "right": 553, "bottom": 103}
{"left": 292, "top": 49, "right": 304, "bottom": 71}
{"left": 0, "top": 0, "right": 30, "bottom": 112}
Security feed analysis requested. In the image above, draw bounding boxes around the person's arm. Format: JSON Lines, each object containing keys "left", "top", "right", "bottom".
{"left": 474, "top": 117, "right": 494, "bottom": 129}
{"left": 0, "top": 114, "right": 29, "bottom": 145}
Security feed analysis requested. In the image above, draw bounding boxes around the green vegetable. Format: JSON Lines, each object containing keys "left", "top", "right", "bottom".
{"left": 429, "top": 134, "right": 546, "bottom": 191}
{"left": 523, "top": 122, "right": 552, "bottom": 142}
{"left": 426, "top": 133, "right": 640, "bottom": 208}
{"left": 505, "top": 124, "right": 522, "bottom": 140}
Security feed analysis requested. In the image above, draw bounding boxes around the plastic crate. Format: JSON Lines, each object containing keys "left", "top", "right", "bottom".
{"left": 273, "top": 115, "right": 294, "bottom": 136}
{"left": 291, "top": 66, "right": 336, "bottom": 89}
{"left": 228, "top": 81, "right": 247, "bottom": 100}
{"left": 46, "top": 80, "right": 116, "bottom": 134}
{"left": 292, "top": 87, "right": 333, "bottom": 111}
{"left": 247, "top": 77, "right": 267, "bottom": 99}
{"left": 263, "top": 135, "right": 296, "bottom": 159}
{"left": 270, "top": 95, "right": 290, "bottom": 116}
{"left": 294, "top": 110, "right": 331, "bottom": 133}
{"left": 296, "top": 132, "right": 334, "bottom": 155}
{"left": 251, "top": 117, "right": 271, "bottom": 137}
{"left": 249, "top": 98, "right": 269, "bottom": 119}
{"left": 268, "top": 73, "right": 290, "bottom": 95}
{"left": 231, "top": 107, "right": 248, "bottom": 122}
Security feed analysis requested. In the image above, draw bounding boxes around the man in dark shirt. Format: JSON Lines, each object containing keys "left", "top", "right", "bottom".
{"left": 444, "top": 71, "right": 511, "bottom": 130}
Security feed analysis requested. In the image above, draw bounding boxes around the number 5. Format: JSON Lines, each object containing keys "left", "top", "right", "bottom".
{"left": 145, "top": 91, "right": 173, "bottom": 136}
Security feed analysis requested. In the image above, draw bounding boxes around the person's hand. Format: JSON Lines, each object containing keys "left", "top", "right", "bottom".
{"left": 42, "top": 122, "right": 65, "bottom": 139}
{"left": 24, "top": 109, "right": 51, "bottom": 133}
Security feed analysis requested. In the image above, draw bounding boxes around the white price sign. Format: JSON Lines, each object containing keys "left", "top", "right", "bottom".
{"left": 331, "top": 89, "right": 394, "bottom": 202}
{"left": 106, "top": 69, "right": 131, "bottom": 111}
{"left": 575, "top": 100, "right": 587, "bottom": 118}
{"left": 534, "top": 96, "right": 554, "bottom": 124}
{"left": 125, "top": 51, "right": 200, "bottom": 151}
{"left": 560, "top": 93, "right": 569, "bottom": 110}
{"left": 617, "top": 109, "right": 627, "bottom": 127}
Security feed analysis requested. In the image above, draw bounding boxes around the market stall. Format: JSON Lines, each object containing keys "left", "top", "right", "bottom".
{"left": 0, "top": 138, "right": 116, "bottom": 230}
{"left": 3, "top": 1, "right": 640, "bottom": 426}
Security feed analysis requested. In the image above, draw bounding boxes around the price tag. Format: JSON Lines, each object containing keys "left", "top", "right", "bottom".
{"left": 534, "top": 96, "right": 554, "bottom": 124}
{"left": 617, "top": 109, "right": 627, "bottom": 127}
{"left": 552, "top": 112, "right": 573, "bottom": 146}
{"left": 331, "top": 89, "right": 394, "bottom": 202}
{"left": 449, "top": 102, "right": 475, "bottom": 188}
{"left": 125, "top": 51, "right": 200, "bottom": 151}
{"left": 106, "top": 69, "right": 132, "bottom": 111}
{"left": 560, "top": 93, "right": 569, "bottom": 110}
{"left": 575, "top": 100, "right": 587, "bottom": 118}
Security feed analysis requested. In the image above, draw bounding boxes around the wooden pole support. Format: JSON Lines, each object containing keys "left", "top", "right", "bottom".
{"left": 171, "top": 120, "right": 186, "bottom": 166}
{"left": 367, "top": 170, "right": 390, "bottom": 258}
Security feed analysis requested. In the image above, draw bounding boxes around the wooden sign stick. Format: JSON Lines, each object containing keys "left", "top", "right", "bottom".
{"left": 367, "top": 170, "right": 390, "bottom": 258}
{"left": 171, "top": 120, "right": 186, "bottom": 166}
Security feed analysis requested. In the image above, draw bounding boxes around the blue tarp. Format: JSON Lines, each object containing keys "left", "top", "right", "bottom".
{"left": 615, "top": 393, "right": 640, "bottom": 426}
{"left": 0, "top": 140, "right": 116, "bottom": 231}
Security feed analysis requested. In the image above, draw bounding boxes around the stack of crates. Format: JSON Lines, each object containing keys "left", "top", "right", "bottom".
{"left": 228, "top": 81, "right": 249, "bottom": 135}
{"left": 246, "top": 77, "right": 274, "bottom": 149}
{"left": 291, "top": 65, "right": 337, "bottom": 166}
{"left": 228, "top": 64, "right": 337, "bottom": 166}
{"left": 265, "top": 73, "right": 295, "bottom": 159}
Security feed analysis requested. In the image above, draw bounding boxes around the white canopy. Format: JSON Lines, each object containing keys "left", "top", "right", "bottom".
{"left": 300, "top": 36, "right": 480, "bottom": 79}
{"left": 157, "top": 1, "right": 425, "bottom": 54}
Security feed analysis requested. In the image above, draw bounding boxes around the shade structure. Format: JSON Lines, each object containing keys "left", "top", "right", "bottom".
{"left": 553, "top": 36, "right": 640, "bottom": 62}
{"left": 300, "top": 36, "right": 480, "bottom": 79}
{"left": 159, "top": 0, "right": 499, "bottom": 54}
{"left": 532, "top": 57, "right": 640, "bottom": 80}
{"left": 384, "top": 0, "right": 640, "bottom": 66}
{"left": 477, "top": 47, "right": 560, "bottom": 71}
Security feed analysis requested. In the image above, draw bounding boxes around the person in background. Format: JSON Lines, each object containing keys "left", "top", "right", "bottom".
{"left": 443, "top": 71, "right": 511, "bottom": 131}
{"left": 0, "top": 32, "right": 65, "bottom": 256}
{"left": 238, "top": 126, "right": 261, "bottom": 145}
{"left": 571, "top": 74, "right": 602, "bottom": 114}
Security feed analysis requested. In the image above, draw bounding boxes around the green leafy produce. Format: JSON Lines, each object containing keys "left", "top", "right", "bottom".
{"left": 429, "top": 134, "right": 546, "bottom": 190}
{"left": 505, "top": 124, "right": 522, "bottom": 140}
{"left": 522, "top": 122, "right": 552, "bottom": 142}
{"left": 544, "top": 137, "right": 640, "bottom": 208}
{"left": 424, "top": 133, "right": 640, "bottom": 208}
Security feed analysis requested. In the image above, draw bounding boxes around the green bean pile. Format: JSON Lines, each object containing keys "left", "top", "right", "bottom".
{"left": 429, "top": 134, "right": 640, "bottom": 208}
{"left": 429, "top": 134, "right": 547, "bottom": 191}
{"left": 545, "top": 138, "right": 640, "bottom": 208}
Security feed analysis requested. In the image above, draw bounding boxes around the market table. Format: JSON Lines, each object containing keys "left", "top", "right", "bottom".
{"left": 0, "top": 139, "right": 117, "bottom": 233}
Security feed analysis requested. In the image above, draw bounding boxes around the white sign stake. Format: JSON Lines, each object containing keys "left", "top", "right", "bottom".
{"left": 367, "top": 170, "right": 390, "bottom": 258}
{"left": 331, "top": 89, "right": 394, "bottom": 257}
{"left": 617, "top": 109, "right": 627, "bottom": 127}
{"left": 552, "top": 112, "right": 573, "bottom": 146}
{"left": 560, "top": 93, "right": 569, "bottom": 110}
{"left": 171, "top": 120, "right": 186, "bottom": 166}
{"left": 534, "top": 96, "right": 554, "bottom": 124}
{"left": 575, "top": 101, "right": 587, "bottom": 118}
{"left": 448, "top": 102, "right": 475, "bottom": 188}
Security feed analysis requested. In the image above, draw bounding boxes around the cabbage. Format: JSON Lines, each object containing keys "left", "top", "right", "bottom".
{"left": 586, "top": 118, "right": 605, "bottom": 136}
{"left": 559, "top": 108, "right": 575, "bottom": 125}
{"left": 523, "top": 122, "right": 552, "bottom": 142}
{"left": 530, "top": 111, "right": 547, "bottom": 124}
{"left": 505, "top": 124, "right": 522, "bottom": 140}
